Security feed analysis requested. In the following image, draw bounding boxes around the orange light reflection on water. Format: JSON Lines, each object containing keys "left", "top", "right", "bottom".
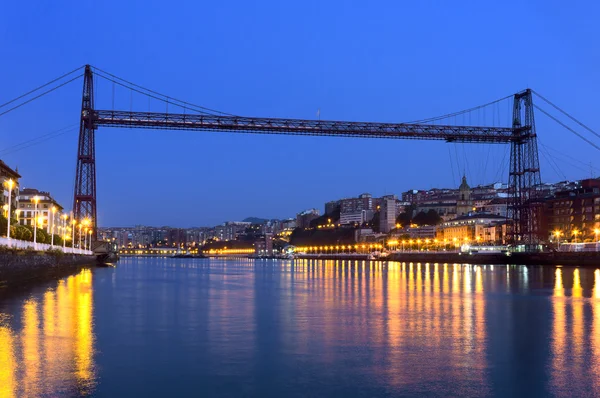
{"left": 0, "top": 269, "right": 96, "bottom": 397}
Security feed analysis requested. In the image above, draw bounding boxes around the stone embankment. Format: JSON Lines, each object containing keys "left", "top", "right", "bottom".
{"left": 0, "top": 251, "right": 97, "bottom": 289}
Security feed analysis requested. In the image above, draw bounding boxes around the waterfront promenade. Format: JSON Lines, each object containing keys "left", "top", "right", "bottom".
{"left": 0, "top": 236, "right": 93, "bottom": 255}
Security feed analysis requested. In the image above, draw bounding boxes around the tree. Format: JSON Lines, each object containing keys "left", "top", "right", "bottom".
{"left": 52, "top": 234, "right": 64, "bottom": 246}
{"left": 396, "top": 204, "right": 417, "bottom": 227}
{"left": 412, "top": 210, "right": 442, "bottom": 226}
{"left": 310, "top": 206, "right": 341, "bottom": 228}
{"left": 370, "top": 211, "right": 380, "bottom": 233}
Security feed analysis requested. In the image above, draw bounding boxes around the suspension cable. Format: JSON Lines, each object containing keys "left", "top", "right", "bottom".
{"left": 93, "top": 71, "right": 215, "bottom": 116}
{"left": 0, "top": 124, "right": 78, "bottom": 156}
{"left": 0, "top": 74, "right": 83, "bottom": 118}
{"left": 405, "top": 94, "right": 513, "bottom": 124}
{"left": 92, "top": 66, "right": 236, "bottom": 116}
{"left": 533, "top": 90, "right": 600, "bottom": 141}
{"left": 534, "top": 104, "right": 600, "bottom": 152}
{"left": 0, "top": 65, "right": 84, "bottom": 109}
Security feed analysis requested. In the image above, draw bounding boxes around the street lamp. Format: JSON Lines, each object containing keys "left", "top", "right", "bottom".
{"left": 62, "top": 214, "right": 68, "bottom": 250}
{"left": 87, "top": 229, "right": 93, "bottom": 251}
{"left": 50, "top": 206, "right": 57, "bottom": 247}
{"left": 553, "top": 230, "right": 562, "bottom": 244}
{"left": 572, "top": 229, "right": 580, "bottom": 243}
{"left": 31, "top": 196, "right": 39, "bottom": 248}
{"left": 595, "top": 228, "right": 600, "bottom": 242}
{"left": 78, "top": 223, "right": 83, "bottom": 253}
{"left": 71, "top": 216, "right": 76, "bottom": 249}
{"left": 4, "top": 179, "right": 14, "bottom": 241}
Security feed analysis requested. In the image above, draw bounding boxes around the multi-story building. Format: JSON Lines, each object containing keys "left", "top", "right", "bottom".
{"left": 478, "top": 198, "right": 509, "bottom": 218}
{"left": 324, "top": 200, "right": 341, "bottom": 215}
{"left": 296, "top": 209, "right": 320, "bottom": 229}
{"left": 17, "top": 188, "right": 64, "bottom": 234}
{"left": 402, "top": 189, "right": 427, "bottom": 203}
{"left": 0, "top": 160, "right": 20, "bottom": 216}
{"left": 254, "top": 233, "right": 274, "bottom": 256}
{"left": 543, "top": 179, "right": 600, "bottom": 242}
{"left": 339, "top": 210, "right": 374, "bottom": 225}
{"left": 436, "top": 213, "right": 507, "bottom": 244}
{"left": 337, "top": 193, "right": 374, "bottom": 225}
{"left": 379, "top": 195, "right": 397, "bottom": 233}
{"left": 282, "top": 218, "right": 297, "bottom": 230}
{"left": 393, "top": 225, "right": 437, "bottom": 239}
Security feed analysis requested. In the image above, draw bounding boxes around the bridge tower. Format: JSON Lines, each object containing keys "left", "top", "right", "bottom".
{"left": 73, "top": 65, "right": 97, "bottom": 239}
{"left": 509, "top": 89, "right": 542, "bottom": 245}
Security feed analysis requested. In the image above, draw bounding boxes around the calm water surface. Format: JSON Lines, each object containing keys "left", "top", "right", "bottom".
{"left": 1, "top": 258, "right": 600, "bottom": 397}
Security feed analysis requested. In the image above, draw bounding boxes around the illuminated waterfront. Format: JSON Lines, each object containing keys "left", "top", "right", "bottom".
{"left": 1, "top": 259, "right": 600, "bottom": 396}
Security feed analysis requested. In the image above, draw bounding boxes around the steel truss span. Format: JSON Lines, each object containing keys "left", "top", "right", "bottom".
{"left": 93, "top": 110, "right": 515, "bottom": 143}
{"left": 74, "top": 64, "right": 541, "bottom": 244}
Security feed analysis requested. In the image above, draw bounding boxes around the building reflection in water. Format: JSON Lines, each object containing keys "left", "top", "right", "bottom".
{"left": 0, "top": 269, "right": 96, "bottom": 398}
{"left": 265, "top": 261, "right": 600, "bottom": 395}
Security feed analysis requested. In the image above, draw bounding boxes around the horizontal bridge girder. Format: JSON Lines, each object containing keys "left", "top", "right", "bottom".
{"left": 92, "top": 110, "right": 517, "bottom": 144}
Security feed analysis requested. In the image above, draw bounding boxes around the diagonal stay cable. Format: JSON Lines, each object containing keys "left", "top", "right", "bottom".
{"left": 533, "top": 90, "right": 600, "bottom": 141}
{"left": 0, "top": 74, "right": 83, "bottom": 118}
{"left": 0, "top": 126, "right": 78, "bottom": 156}
{"left": 0, "top": 124, "right": 78, "bottom": 154}
{"left": 534, "top": 104, "right": 600, "bottom": 152}
{"left": 0, "top": 65, "right": 84, "bottom": 109}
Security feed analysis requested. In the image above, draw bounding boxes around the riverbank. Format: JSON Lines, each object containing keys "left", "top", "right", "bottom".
{"left": 0, "top": 251, "right": 97, "bottom": 290}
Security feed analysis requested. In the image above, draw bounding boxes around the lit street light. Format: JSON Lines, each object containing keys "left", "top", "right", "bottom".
{"left": 79, "top": 223, "right": 83, "bottom": 253}
{"left": 50, "top": 206, "right": 57, "bottom": 247}
{"left": 71, "top": 216, "right": 76, "bottom": 250}
{"left": 62, "top": 214, "right": 68, "bottom": 250}
{"left": 595, "top": 228, "right": 600, "bottom": 242}
{"left": 31, "top": 196, "right": 40, "bottom": 249}
{"left": 4, "top": 179, "right": 14, "bottom": 242}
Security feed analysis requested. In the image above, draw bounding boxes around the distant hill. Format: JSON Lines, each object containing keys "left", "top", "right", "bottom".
{"left": 242, "top": 217, "right": 269, "bottom": 224}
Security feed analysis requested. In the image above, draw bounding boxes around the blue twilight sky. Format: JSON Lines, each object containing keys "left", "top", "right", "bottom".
{"left": 1, "top": 0, "right": 599, "bottom": 227}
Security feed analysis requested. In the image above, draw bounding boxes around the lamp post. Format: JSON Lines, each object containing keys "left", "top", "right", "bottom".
{"left": 79, "top": 223, "right": 83, "bottom": 253}
{"left": 71, "top": 217, "right": 76, "bottom": 250}
{"left": 4, "top": 179, "right": 14, "bottom": 241}
{"left": 595, "top": 228, "right": 599, "bottom": 242}
{"left": 62, "top": 214, "right": 68, "bottom": 250}
{"left": 50, "top": 206, "right": 57, "bottom": 247}
{"left": 31, "top": 196, "right": 39, "bottom": 249}
{"left": 572, "top": 229, "right": 580, "bottom": 243}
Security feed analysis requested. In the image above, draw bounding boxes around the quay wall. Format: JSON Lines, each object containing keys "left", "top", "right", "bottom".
{"left": 0, "top": 252, "right": 97, "bottom": 289}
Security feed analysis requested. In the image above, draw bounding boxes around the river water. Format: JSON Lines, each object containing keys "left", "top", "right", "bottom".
{"left": 1, "top": 258, "right": 599, "bottom": 397}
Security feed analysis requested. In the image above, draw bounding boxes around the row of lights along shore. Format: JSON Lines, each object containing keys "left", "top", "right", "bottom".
{"left": 2, "top": 179, "right": 94, "bottom": 252}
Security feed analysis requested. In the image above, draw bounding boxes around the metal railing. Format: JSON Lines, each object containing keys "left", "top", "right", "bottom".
{"left": 0, "top": 236, "right": 93, "bottom": 255}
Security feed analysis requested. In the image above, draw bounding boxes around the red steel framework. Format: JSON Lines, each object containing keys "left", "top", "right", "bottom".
{"left": 74, "top": 65, "right": 541, "bottom": 244}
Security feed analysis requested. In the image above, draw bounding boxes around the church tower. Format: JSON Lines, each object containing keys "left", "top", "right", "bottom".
{"left": 456, "top": 175, "right": 473, "bottom": 216}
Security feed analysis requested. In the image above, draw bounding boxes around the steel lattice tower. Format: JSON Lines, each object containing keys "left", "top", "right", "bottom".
{"left": 73, "top": 65, "right": 97, "bottom": 238}
{"left": 509, "top": 89, "right": 542, "bottom": 245}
